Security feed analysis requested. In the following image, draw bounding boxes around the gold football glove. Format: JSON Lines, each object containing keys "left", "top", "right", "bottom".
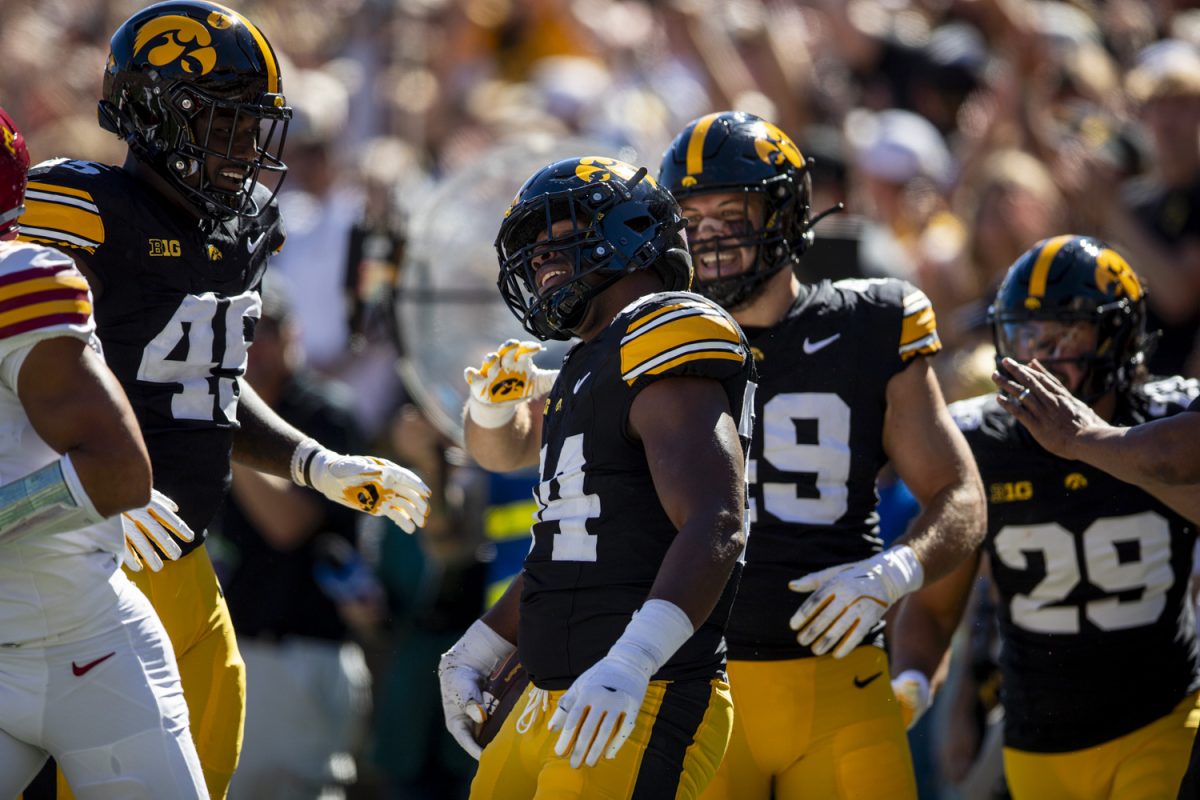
{"left": 291, "top": 440, "right": 431, "bottom": 533}
{"left": 121, "top": 490, "right": 195, "bottom": 572}
{"left": 464, "top": 339, "right": 559, "bottom": 428}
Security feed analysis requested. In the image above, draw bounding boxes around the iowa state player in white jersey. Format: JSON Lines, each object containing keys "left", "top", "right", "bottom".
{"left": 0, "top": 109, "right": 206, "bottom": 796}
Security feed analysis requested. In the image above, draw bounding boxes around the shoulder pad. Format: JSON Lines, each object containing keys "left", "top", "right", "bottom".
{"left": 831, "top": 277, "right": 894, "bottom": 296}
{"left": 619, "top": 292, "right": 746, "bottom": 385}
{"left": 20, "top": 160, "right": 113, "bottom": 255}
{"left": 0, "top": 242, "right": 93, "bottom": 343}
{"left": 834, "top": 277, "right": 942, "bottom": 362}
{"left": 948, "top": 394, "right": 993, "bottom": 432}
{"left": 1140, "top": 376, "right": 1200, "bottom": 419}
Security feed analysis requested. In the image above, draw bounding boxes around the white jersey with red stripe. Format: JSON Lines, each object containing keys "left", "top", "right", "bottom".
{"left": 0, "top": 240, "right": 126, "bottom": 647}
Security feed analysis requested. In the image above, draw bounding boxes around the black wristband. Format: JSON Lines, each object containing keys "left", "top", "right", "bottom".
{"left": 302, "top": 450, "right": 319, "bottom": 488}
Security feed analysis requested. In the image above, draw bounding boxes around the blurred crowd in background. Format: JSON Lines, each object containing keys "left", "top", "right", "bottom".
{"left": 5, "top": 0, "right": 1200, "bottom": 797}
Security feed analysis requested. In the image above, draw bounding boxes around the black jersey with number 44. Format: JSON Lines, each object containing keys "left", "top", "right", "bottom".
{"left": 519, "top": 291, "right": 755, "bottom": 691}
{"left": 726, "top": 277, "right": 941, "bottom": 660}
{"left": 19, "top": 159, "right": 284, "bottom": 550}
{"left": 951, "top": 378, "right": 1200, "bottom": 753}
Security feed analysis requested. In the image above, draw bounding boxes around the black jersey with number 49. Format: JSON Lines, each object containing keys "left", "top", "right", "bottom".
{"left": 519, "top": 291, "right": 755, "bottom": 691}
{"left": 951, "top": 378, "right": 1200, "bottom": 753}
{"left": 726, "top": 277, "right": 941, "bottom": 660}
{"left": 19, "top": 159, "right": 284, "bottom": 550}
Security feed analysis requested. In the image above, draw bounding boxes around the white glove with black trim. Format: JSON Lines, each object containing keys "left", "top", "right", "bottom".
{"left": 438, "top": 620, "right": 516, "bottom": 759}
{"left": 291, "top": 440, "right": 431, "bottom": 533}
{"left": 789, "top": 545, "right": 924, "bottom": 658}
{"left": 121, "top": 489, "right": 196, "bottom": 573}
{"left": 464, "top": 339, "right": 559, "bottom": 428}
{"left": 892, "top": 669, "right": 932, "bottom": 730}
{"left": 548, "top": 599, "right": 694, "bottom": 769}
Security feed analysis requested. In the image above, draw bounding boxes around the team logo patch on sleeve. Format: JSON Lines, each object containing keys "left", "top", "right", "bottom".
{"left": 620, "top": 301, "right": 745, "bottom": 383}
{"left": 899, "top": 289, "right": 941, "bottom": 361}
{"left": 0, "top": 264, "right": 91, "bottom": 339}
{"left": 20, "top": 182, "right": 105, "bottom": 254}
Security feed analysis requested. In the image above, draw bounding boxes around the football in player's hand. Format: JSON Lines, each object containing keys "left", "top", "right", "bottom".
{"left": 474, "top": 652, "right": 529, "bottom": 748}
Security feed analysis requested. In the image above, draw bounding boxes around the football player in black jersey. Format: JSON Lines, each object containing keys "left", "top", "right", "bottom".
{"left": 17, "top": 3, "right": 431, "bottom": 797}
{"left": 893, "top": 236, "right": 1200, "bottom": 799}
{"left": 437, "top": 156, "right": 755, "bottom": 798}
{"left": 996, "top": 357, "right": 1200, "bottom": 525}
{"left": 657, "top": 111, "right": 986, "bottom": 800}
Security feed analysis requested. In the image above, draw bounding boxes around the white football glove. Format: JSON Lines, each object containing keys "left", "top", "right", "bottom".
{"left": 121, "top": 490, "right": 195, "bottom": 573}
{"left": 438, "top": 620, "right": 516, "bottom": 759}
{"left": 892, "top": 669, "right": 932, "bottom": 730}
{"left": 548, "top": 599, "right": 693, "bottom": 769}
{"left": 464, "top": 339, "right": 559, "bottom": 428}
{"left": 789, "top": 545, "right": 924, "bottom": 658}
{"left": 291, "top": 440, "right": 431, "bottom": 533}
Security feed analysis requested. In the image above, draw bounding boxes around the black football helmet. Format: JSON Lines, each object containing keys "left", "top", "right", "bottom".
{"left": 98, "top": 0, "right": 291, "bottom": 219}
{"left": 990, "top": 235, "right": 1152, "bottom": 401}
{"left": 658, "top": 111, "right": 814, "bottom": 308}
{"left": 496, "top": 156, "right": 691, "bottom": 341}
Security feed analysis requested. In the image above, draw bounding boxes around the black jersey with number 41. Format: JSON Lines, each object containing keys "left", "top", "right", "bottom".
{"left": 951, "top": 378, "right": 1200, "bottom": 753}
{"left": 19, "top": 159, "right": 284, "bottom": 550}
{"left": 519, "top": 291, "right": 755, "bottom": 691}
{"left": 726, "top": 277, "right": 941, "bottom": 660}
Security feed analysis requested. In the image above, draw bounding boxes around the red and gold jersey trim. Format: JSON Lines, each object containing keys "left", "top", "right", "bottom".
{"left": 0, "top": 265, "right": 91, "bottom": 340}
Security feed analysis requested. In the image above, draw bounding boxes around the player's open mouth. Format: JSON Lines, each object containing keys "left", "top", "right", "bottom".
{"left": 698, "top": 251, "right": 741, "bottom": 277}
{"left": 214, "top": 167, "right": 249, "bottom": 188}
{"left": 536, "top": 265, "right": 570, "bottom": 293}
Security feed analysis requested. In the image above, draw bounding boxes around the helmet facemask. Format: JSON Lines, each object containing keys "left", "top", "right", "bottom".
{"left": 681, "top": 173, "right": 807, "bottom": 309}
{"left": 991, "top": 298, "right": 1146, "bottom": 403}
{"left": 102, "top": 81, "right": 290, "bottom": 220}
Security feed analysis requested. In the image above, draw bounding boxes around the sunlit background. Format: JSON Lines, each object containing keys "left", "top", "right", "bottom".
{"left": 6, "top": 0, "right": 1200, "bottom": 797}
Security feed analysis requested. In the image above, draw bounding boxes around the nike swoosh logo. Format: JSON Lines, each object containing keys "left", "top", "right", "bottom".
{"left": 574, "top": 373, "right": 592, "bottom": 395}
{"left": 853, "top": 671, "right": 883, "bottom": 689}
{"left": 246, "top": 232, "right": 267, "bottom": 254}
{"left": 803, "top": 333, "right": 841, "bottom": 355}
{"left": 72, "top": 652, "right": 116, "bottom": 677}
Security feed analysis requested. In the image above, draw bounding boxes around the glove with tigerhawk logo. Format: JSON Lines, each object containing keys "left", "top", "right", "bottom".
{"left": 464, "top": 339, "right": 559, "bottom": 429}
{"left": 788, "top": 545, "right": 924, "bottom": 658}
{"left": 121, "top": 489, "right": 196, "bottom": 572}
{"left": 290, "top": 440, "right": 431, "bottom": 533}
{"left": 892, "top": 669, "right": 931, "bottom": 730}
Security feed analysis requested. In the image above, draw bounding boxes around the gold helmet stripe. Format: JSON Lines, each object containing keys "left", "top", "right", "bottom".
{"left": 1027, "top": 234, "right": 1074, "bottom": 305}
{"left": 214, "top": 4, "right": 280, "bottom": 94}
{"left": 685, "top": 113, "right": 722, "bottom": 177}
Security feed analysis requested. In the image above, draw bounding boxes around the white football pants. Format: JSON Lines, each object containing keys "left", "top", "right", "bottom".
{"left": 0, "top": 572, "right": 206, "bottom": 798}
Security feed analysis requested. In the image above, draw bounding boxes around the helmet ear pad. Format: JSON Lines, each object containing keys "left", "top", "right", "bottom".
{"left": 659, "top": 248, "right": 694, "bottom": 292}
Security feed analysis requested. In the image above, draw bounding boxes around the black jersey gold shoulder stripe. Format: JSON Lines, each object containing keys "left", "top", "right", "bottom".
{"left": 899, "top": 288, "right": 941, "bottom": 361}
{"left": 620, "top": 302, "right": 744, "bottom": 383}
{"left": 21, "top": 181, "right": 104, "bottom": 253}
